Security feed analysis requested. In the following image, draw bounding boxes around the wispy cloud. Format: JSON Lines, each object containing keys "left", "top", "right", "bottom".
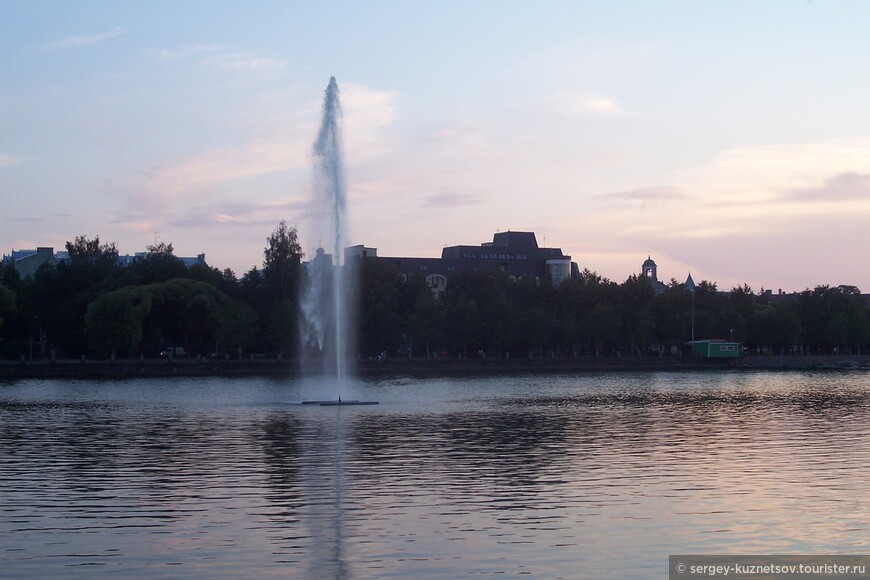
{"left": 4, "top": 216, "right": 45, "bottom": 223}
{"left": 147, "top": 43, "right": 286, "bottom": 71}
{"left": 145, "top": 44, "right": 222, "bottom": 59}
{"left": 786, "top": 172, "right": 870, "bottom": 202}
{"left": 420, "top": 193, "right": 484, "bottom": 208}
{"left": 0, "top": 153, "right": 24, "bottom": 167}
{"left": 596, "top": 186, "right": 685, "bottom": 203}
{"left": 167, "top": 200, "right": 315, "bottom": 229}
{"left": 47, "top": 25, "right": 127, "bottom": 49}
{"left": 109, "top": 212, "right": 163, "bottom": 235}
{"left": 547, "top": 91, "right": 623, "bottom": 117}
{"left": 575, "top": 138, "right": 870, "bottom": 286}
{"left": 203, "top": 52, "right": 286, "bottom": 71}
{"left": 339, "top": 83, "right": 399, "bottom": 160}
{"left": 141, "top": 137, "right": 310, "bottom": 199}
{"left": 675, "top": 138, "right": 870, "bottom": 206}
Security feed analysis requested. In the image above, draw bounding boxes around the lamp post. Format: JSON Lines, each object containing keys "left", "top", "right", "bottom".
{"left": 685, "top": 273, "right": 696, "bottom": 343}
{"left": 691, "top": 291, "right": 695, "bottom": 342}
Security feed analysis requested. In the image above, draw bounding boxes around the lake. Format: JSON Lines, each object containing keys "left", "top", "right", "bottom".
{"left": 2, "top": 371, "right": 870, "bottom": 578}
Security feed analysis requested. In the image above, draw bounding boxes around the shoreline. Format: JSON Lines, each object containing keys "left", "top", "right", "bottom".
{"left": 1, "top": 354, "right": 867, "bottom": 380}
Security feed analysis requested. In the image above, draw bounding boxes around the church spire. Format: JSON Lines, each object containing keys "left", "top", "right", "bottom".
{"left": 685, "top": 272, "right": 696, "bottom": 292}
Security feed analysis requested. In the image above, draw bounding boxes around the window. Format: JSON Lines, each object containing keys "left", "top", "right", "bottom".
{"left": 428, "top": 275, "right": 446, "bottom": 289}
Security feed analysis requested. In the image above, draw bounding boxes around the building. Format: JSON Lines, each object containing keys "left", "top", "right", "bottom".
{"left": 347, "top": 231, "right": 579, "bottom": 295}
{"left": 1, "top": 248, "right": 68, "bottom": 278}
{"left": 117, "top": 252, "right": 206, "bottom": 268}
{"left": 3, "top": 246, "right": 206, "bottom": 277}
{"left": 640, "top": 255, "right": 668, "bottom": 293}
{"left": 689, "top": 339, "right": 741, "bottom": 358}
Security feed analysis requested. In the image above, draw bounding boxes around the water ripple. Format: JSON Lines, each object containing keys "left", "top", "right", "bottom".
{"left": 2, "top": 372, "right": 870, "bottom": 577}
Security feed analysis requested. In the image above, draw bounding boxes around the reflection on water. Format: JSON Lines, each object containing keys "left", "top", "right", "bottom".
{"left": 2, "top": 372, "right": 870, "bottom": 578}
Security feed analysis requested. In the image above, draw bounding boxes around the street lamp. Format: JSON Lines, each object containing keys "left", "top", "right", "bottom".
{"left": 685, "top": 273, "right": 696, "bottom": 342}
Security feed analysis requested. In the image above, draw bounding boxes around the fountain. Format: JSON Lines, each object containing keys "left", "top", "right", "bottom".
{"left": 298, "top": 77, "right": 377, "bottom": 407}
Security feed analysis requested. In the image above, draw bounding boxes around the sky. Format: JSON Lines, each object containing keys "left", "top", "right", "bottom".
{"left": 3, "top": 1, "right": 870, "bottom": 292}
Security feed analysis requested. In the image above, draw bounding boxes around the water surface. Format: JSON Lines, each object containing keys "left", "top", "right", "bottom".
{"left": 2, "top": 371, "right": 870, "bottom": 578}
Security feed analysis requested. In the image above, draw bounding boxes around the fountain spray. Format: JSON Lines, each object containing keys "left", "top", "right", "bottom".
{"left": 297, "top": 78, "right": 376, "bottom": 406}
{"left": 300, "top": 78, "right": 348, "bottom": 386}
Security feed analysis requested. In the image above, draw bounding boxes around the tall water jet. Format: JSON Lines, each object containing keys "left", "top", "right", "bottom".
{"left": 299, "top": 77, "right": 358, "bottom": 399}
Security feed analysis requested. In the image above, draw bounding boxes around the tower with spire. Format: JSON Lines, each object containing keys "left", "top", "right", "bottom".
{"left": 641, "top": 255, "right": 658, "bottom": 283}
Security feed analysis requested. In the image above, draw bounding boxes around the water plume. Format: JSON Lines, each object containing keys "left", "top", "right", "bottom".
{"left": 300, "top": 77, "right": 353, "bottom": 387}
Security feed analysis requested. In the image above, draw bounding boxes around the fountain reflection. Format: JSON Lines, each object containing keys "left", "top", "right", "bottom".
{"left": 4, "top": 373, "right": 870, "bottom": 577}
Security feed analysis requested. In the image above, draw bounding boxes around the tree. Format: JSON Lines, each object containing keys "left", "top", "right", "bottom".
{"left": 215, "top": 303, "right": 258, "bottom": 358}
{"left": 84, "top": 287, "right": 150, "bottom": 358}
{"left": 441, "top": 269, "right": 514, "bottom": 356}
{"left": 653, "top": 281, "right": 692, "bottom": 351}
{"left": 84, "top": 278, "right": 239, "bottom": 358}
{"left": 356, "top": 258, "right": 402, "bottom": 358}
{"left": 264, "top": 221, "right": 303, "bottom": 269}
{"left": 446, "top": 295, "right": 481, "bottom": 358}
{"left": 0, "top": 282, "right": 15, "bottom": 334}
{"left": 66, "top": 235, "right": 119, "bottom": 265}
{"left": 571, "top": 269, "right": 618, "bottom": 356}
{"left": 407, "top": 288, "right": 445, "bottom": 358}
{"left": 616, "top": 275, "right": 656, "bottom": 354}
{"left": 20, "top": 236, "right": 126, "bottom": 356}
{"left": 795, "top": 285, "right": 867, "bottom": 354}
{"left": 509, "top": 278, "right": 552, "bottom": 356}
{"left": 189, "top": 263, "right": 240, "bottom": 300}
{"left": 127, "top": 241, "right": 187, "bottom": 284}
{"left": 689, "top": 280, "right": 733, "bottom": 340}
{"left": 756, "top": 303, "right": 801, "bottom": 354}
{"left": 262, "top": 222, "right": 303, "bottom": 355}
{"left": 147, "top": 241, "right": 174, "bottom": 256}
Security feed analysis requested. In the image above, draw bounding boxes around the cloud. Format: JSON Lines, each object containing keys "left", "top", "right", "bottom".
{"left": 110, "top": 212, "right": 162, "bottom": 235}
{"left": 675, "top": 138, "right": 870, "bottom": 206}
{"left": 420, "top": 193, "right": 484, "bottom": 208}
{"left": 572, "top": 137, "right": 870, "bottom": 287}
{"left": 202, "top": 52, "right": 286, "bottom": 71}
{"left": 0, "top": 153, "right": 24, "bottom": 167}
{"left": 141, "top": 136, "right": 311, "bottom": 198}
{"left": 596, "top": 186, "right": 686, "bottom": 203}
{"left": 147, "top": 43, "right": 285, "bottom": 72}
{"left": 145, "top": 44, "right": 222, "bottom": 59}
{"left": 339, "top": 83, "right": 399, "bottom": 160}
{"left": 548, "top": 91, "right": 623, "bottom": 117}
{"left": 341, "top": 83, "right": 397, "bottom": 127}
{"left": 166, "top": 200, "right": 315, "bottom": 229}
{"left": 4, "top": 216, "right": 44, "bottom": 223}
{"left": 786, "top": 172, "right": 870, "bottom": 202}
{"left": 48, "top": 25, "right": 127, "bottom": 49}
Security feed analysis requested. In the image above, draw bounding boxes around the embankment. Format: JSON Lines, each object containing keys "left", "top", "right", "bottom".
{"left": 1, "top": 355, "right": 738, "bottom": 379}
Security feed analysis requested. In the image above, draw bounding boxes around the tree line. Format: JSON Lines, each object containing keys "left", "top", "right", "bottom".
{"left": 1, "top": 224, "right": 868, "bottom": 360}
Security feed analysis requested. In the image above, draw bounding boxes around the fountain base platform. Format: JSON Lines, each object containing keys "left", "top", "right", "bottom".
{"left": 296, "top": 400, "right": 379, "bottom": 406}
